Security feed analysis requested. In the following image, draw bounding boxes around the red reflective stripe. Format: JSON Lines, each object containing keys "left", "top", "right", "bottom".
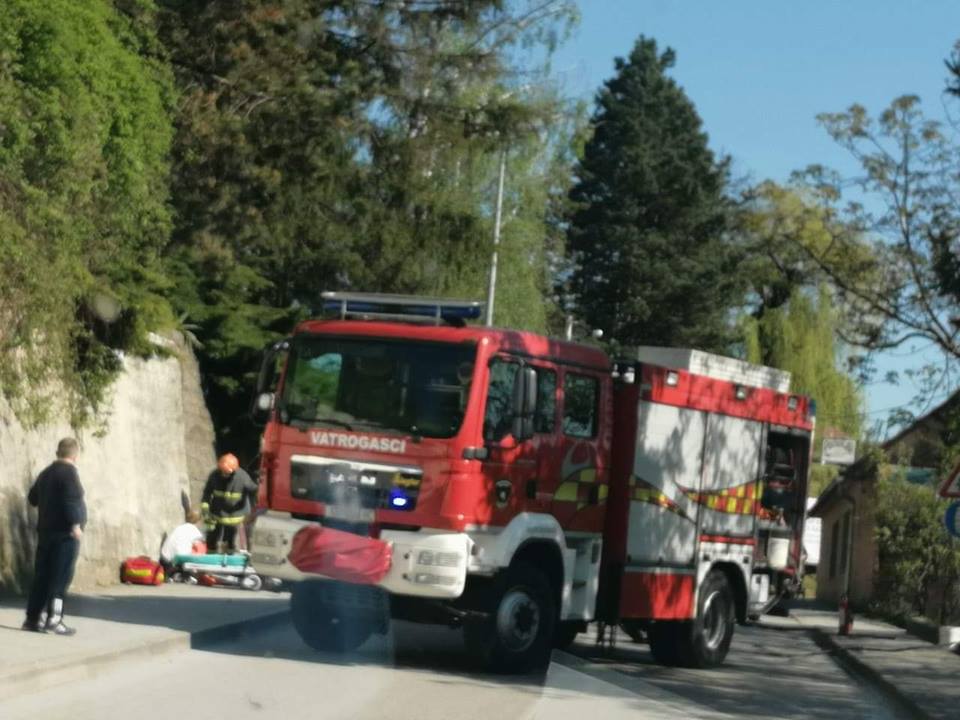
{"left": 642, "top": 366, "right": 813, "bottom": 430}
{"left": 699, "top": 534, "right": 757, "bottom": 546}
{"left": 619, "top": 571, "right": 695, "bottom": 620}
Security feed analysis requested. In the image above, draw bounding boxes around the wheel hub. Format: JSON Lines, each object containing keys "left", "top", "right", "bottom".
{"left": 701, "top": 590, "right": 727, "bottom": 651}
{"left": 497, "top": 589, "right": 540, "bottom": 652}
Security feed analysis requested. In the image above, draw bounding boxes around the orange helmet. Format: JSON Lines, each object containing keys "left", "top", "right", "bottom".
{"left": 218, "top": 453, "right": 240, "bottom": 475}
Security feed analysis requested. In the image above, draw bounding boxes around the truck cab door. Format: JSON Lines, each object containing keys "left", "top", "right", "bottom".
{"left": 480, "top": 358, "right": 538, "bottom": 525}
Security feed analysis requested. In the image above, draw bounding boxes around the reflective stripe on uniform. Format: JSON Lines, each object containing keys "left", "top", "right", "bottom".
{"left": 213, "top": 490, "right": 244, "bottom": 501}
{"left": 214, "top": 515, "right": 246, "bottom": 526}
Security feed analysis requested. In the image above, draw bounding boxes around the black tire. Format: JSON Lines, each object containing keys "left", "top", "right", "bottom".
{"left": 553, "top": 621, "right": 582, "bottom": 650}
{"left": 676, "top": 569, "right": 736, "bottom": 668}
{"left": 242, "top": 574, "right": 263, "bottom": 592}
{"left": 464, "top": 562, "right": 556, "bottom": 673}
{"left": 647, "top": 570, "right": 735, "bottom": 668}
{"left": 290, "top": 580, "right": 373, "bottom": 653}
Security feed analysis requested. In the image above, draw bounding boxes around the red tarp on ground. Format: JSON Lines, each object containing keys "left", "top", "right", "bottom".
{"left": 288, "top": 525, "right": 392, "bottom": 585}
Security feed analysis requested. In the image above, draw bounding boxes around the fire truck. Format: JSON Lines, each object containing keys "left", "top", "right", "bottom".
{"left": 248, "top": 292, "right": 814, "bottom": 671}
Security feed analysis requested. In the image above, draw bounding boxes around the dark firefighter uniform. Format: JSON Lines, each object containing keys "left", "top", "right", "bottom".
{"left": 201, "top": 454, "right": 258, "bottom": 553}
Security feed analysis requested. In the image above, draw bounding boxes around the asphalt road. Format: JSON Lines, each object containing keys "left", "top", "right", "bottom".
{"left": 565, "top": 620, "right": 905, "bottom": 720}
{"left": 3, "top": 617, "right": 905, "bottom": 720}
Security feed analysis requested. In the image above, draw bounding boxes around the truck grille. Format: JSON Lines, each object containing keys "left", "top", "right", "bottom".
{"left": 289, "top": 457, "right": 422, "bottom": 512}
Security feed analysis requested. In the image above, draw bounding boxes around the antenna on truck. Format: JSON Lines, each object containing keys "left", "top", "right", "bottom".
{"left": 319, "top": 292, "right": 484, "bottom": 327}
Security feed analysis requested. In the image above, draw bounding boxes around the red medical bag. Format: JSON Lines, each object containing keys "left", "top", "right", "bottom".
{"left": 120, "top": 556, "right": 165, "bottom": 586}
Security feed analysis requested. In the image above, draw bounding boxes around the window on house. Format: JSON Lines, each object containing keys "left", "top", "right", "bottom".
{"left": 840, "top": 510, "right": 851, "bottom": 577}
{"left": 829, "top": 520, "right": 840, "bottom": 580}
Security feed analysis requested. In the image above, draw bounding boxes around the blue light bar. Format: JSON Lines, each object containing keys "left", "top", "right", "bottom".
{"left": 320, "top": 292, "right": 483, "bottom": 324}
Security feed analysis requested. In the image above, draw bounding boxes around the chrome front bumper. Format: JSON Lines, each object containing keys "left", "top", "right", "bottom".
{"left": 249, "top": 511, "right": 472, "bottom": 598}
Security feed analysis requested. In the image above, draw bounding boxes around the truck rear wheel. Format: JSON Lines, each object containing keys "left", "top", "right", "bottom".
{"left": 686, "top": 569, "right": 735, "bottom": 667}
{"left": 464, "top": 562, "right": 556, "bottom": 673}
{"left": 290, "top": 580, "right": 373, "bottom": 653}
{"left": 647, "top": 570, "right": 735, "bottom": 668}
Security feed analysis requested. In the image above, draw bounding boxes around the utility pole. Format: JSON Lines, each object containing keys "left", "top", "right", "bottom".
{"left": 485, "top": 147, "right": 507, "bottom": 327}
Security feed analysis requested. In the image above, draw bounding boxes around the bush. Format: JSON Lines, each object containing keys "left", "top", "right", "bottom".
{"left": 872, "top": 469, "right": 960, "bottom": 624}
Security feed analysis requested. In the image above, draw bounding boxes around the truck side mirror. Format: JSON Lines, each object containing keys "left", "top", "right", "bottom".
{"left": 251, "top": 392, "right": 274, "bottom": 425}
{"left": 250, "top": 339, "right": 289, "bottom": 426}
{"left": 511, "top": 366, "right": 537, "bottom": 441}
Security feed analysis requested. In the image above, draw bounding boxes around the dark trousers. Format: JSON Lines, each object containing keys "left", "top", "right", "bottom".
{"left": 206, "top": 524, "right": 239, "bottom": 554}
{"left": 26, "top": 533, "right": 79, "bottom": 623}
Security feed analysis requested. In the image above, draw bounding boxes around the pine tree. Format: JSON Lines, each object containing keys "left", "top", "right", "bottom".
{"left": 567, "top": 37, "right": 742, "bottom": 352}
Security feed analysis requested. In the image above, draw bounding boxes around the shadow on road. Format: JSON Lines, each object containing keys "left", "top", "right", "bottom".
{"left": 199, "top": 616, "right": 549, "bottom": 693}
{"left": 565, "top": 623, "right": 901, "bottom": 720}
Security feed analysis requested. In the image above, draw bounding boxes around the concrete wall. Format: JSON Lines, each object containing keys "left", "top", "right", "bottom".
{"left": 815, "top": 479, "right": 878, "bottom": 607}
{"left": 0, "top": 336, "right": 216, "bottom": 594}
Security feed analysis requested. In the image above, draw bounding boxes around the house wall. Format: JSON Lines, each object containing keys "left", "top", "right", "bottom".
{"left": 815, "top": 480, "right": 877, "bottom": 607}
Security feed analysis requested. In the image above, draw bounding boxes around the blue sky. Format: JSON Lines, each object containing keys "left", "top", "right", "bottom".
{"left": 549, "top": 1, "right": 960, "bottom": 432}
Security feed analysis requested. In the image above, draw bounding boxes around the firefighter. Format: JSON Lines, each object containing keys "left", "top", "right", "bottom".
{"left": 201, "top": 454, "right": 258, "bottom": 554}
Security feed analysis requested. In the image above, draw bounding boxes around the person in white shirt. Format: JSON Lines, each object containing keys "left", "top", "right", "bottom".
{"left": 160, "top": 510, "right": 204, "bottom": 578}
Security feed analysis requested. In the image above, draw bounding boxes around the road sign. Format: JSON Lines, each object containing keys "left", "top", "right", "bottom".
{"left": 945, "top": 501, "right": 960, "bottom": 539}
{"left": 821, "top": 438, "right": 856, "bottom": 465}
{"left": 938, "top": 460, "right": 960, "bottom": 498}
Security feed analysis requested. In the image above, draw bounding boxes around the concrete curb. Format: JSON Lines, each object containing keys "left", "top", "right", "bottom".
{"left": 808, "top": 628, "right": 930, "bottom": 720}
{"left": 0, "top": 609, "right": 290, "bottom": 703}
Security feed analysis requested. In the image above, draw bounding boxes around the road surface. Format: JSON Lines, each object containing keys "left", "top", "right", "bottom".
{"left": 4, "top": 618, "right": 905, "bottom": 720}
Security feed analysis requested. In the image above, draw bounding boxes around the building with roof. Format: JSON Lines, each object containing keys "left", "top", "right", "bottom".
{"left": 809, "top": 392, "right": 960, "bottom": 607}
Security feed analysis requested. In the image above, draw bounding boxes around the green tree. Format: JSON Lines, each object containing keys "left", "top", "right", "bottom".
{"left": 744, "top": 286, "right": 863, "bottom": 437}
{"left": 736, "top": 183, "right": 865, "bottom": 434}
{"left": 796, "top": 96, "right": 960, "bottom": 370}
{"left": 874, "top": 468, "right": 960, "bottom": 623}
{"left": 0, "top": 0, "right": 175, "bottom": 426}
{"left": 735, "top": 183, "right": 867, "bottom": 493}
{"left": 158, "top": 1, "right": 578, "bottom": 455}
{"left": 567, "top": 36, "right": 743, "bottom": 352}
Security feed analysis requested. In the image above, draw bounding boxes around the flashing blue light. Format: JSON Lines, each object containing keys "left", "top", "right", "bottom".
{"left": 390, "top": 495, "right": 409, "bottom": 509}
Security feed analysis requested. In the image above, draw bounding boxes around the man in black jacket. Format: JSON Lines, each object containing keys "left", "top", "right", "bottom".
{"left": 23, "top": 437, "right": 86, "bottom": 635}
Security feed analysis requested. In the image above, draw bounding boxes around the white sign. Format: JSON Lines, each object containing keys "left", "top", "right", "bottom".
{"left": 939, "top": 460, "right": 960, "bottom": 498}
{"left": 821, "top": 438, "right": 856, "bottom": 465}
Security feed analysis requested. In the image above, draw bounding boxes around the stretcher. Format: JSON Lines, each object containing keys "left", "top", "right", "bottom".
{"left": 172, "top": 552, "right": 266, "bottom": 591}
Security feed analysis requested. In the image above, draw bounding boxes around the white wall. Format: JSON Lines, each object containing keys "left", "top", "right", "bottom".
{"left": 0, "top": 338, "right": 216, "bottom": 593}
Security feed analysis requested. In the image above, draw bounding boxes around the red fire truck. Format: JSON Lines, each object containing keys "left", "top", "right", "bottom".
{"left": 248, "top": 293, "right": 814, "bottom": 671}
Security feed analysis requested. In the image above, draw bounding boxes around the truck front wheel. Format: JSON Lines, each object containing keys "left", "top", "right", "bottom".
{"left": 464, "top": 562, "right": 556, "bottom": 673}
{"left": 290, "top": 580, "right": 373, "bottom": 653}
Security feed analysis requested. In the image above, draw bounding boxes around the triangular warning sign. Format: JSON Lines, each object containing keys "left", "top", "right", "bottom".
{"left": 938, "top": 460, "right": 960, "bottom": 498}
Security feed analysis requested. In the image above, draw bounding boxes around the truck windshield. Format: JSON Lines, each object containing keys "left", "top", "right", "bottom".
{"left": 278, "top": 336, "right": 476, "bottom": 439}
